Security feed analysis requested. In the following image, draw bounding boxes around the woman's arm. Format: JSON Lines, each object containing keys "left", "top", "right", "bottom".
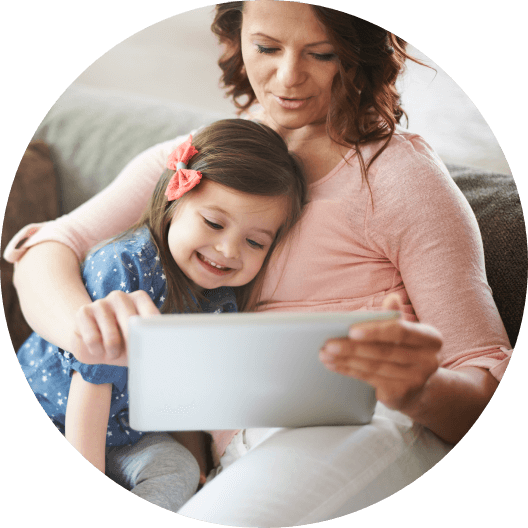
{"left": 65, "top": 371, "right": 112, "bottom": 472}
{"left": 10, "top": 136, "right": 186, "bottom": 360}
{"left": 321, "top": 138, "right": 510, "bottom": 443}
{"left": 320, "top": 295, "right": 499, "bottom": 444}
{"left": 14, "top": 242, "right": 92, "bottom": 352}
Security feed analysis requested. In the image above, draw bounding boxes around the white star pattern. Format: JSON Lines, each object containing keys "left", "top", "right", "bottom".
{"left": 18, "top": 228, "right": 186, "bottom": 446}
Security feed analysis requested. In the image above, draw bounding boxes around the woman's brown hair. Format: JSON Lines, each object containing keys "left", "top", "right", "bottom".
{"left": 211, "top": 2, "right": 422, "bottom": 184}
{"left": 117, "top": 119, "right": 306, "bottom": 314}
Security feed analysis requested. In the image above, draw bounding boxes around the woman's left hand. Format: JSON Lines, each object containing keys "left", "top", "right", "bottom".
{"left": 319, "top": 294, "right": 443, "bottom": 412}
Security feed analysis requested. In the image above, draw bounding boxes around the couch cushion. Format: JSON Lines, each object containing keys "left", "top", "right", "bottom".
{"left": 447, "top": 164, "right": 527, "bottom": 347}
{"left": 33, "top": 85, "right": 231, "bottom": 214}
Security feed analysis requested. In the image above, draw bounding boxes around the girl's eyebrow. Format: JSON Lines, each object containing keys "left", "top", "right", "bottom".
{"left": 205, "top": 205, "right": 275, "bottom": 239}
{"left": 251, "top": 32, "right": 332, "bottom": 48}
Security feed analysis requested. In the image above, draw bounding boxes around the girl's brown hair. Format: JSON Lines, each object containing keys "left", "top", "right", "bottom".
{"left": 122, "top": 119, "right": 306, "bottom": 314}
{"left": 211, "top": 2, "right": 422, "bottom": 184}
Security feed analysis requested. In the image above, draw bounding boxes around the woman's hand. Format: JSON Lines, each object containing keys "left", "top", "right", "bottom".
{"left": 72, "top": 290, "right": 161, "bottom": 366}
{"left": 319, "top": 294, "right": 443, "bottom": 413}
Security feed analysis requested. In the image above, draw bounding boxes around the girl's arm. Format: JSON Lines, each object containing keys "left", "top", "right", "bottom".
{"left": 65, "top": 371, "right": 112, "bottom": 472}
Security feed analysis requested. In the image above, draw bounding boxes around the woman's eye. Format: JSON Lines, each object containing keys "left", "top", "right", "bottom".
{"left": 256, "top": 44, "right": 335, "bottom": 62}
{"left": 256, "top": 45, "right": 278, "bottom": 55}
{"left": 312, "top": 53, "right": 336, "bottom": 62}
{"left": 204, "top": 219, "right": 223, "bottom": 230}
{"left": 247, "top": 239, "right": 264, "bottom": 250}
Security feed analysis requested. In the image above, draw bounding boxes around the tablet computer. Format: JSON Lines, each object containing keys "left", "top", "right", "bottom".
{"left": 128, "top": 311, "right": 398, "bottom": 431}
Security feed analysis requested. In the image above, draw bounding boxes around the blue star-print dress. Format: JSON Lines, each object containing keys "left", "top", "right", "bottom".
{"left": 17, "top": 226, "right": 237, "bottom": 447}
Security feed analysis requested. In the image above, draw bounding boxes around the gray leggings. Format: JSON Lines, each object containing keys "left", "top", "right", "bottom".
{"left": 106, "top": 432, "right": 200, "bottom": 513}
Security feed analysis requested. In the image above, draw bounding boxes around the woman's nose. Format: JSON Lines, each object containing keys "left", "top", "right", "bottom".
{"left": 276, "top": 52, "right": 306, "bottom": 88}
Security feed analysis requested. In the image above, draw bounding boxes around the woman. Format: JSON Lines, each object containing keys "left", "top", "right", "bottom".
{"left": 7, "top": 1, "right": 511, "bottom": 525}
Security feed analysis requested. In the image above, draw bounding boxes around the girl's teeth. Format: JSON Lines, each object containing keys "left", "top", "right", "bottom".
{"left": 201, "top": 254, "right": 229, "bottom": 270}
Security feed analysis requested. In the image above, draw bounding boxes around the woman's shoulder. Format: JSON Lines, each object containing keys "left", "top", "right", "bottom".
{"left": 376, "top": 128, "right": 445, "bottom": 172}
{"left": 364, "top": 129, "right": 474, "bottom": 233}
{"left": 365, "top": 128, "right": 452, "bottom": 193}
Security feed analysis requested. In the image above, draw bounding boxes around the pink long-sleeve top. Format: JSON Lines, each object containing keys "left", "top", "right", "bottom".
{"left": 5, "top": 128, "right": 512, "bottom": 461}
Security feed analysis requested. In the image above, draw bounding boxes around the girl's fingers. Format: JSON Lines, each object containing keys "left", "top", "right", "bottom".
{"left": 111, "top": 290, "right": 161, "bottom": 348}
{"left": 79, "top": 299, "right": 124, "bottom": 359}
{"left": 73, "top": 291, "right": 161, "bottom": 364}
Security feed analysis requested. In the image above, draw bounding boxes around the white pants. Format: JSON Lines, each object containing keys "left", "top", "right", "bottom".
{"left": 177, "top": 403, "right": 452, "bottom": 526}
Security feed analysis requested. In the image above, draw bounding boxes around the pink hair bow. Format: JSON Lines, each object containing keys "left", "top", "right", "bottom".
{"left": 165, "top": 135, "right": 202, "bottom": 201}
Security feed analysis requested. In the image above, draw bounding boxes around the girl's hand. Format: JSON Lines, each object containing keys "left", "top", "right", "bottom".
{"left": 72, "top": 290, "right": 161, "bottom": 366}
{"left": 319, "top": 294, "right": 443, "bottom": 413}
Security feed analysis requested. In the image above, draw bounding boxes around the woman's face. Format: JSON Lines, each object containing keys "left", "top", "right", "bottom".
{"left": 240, "top": 1, "right": 340, "bottom": 133}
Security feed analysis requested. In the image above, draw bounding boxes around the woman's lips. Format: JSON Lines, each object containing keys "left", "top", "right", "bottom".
{"left": 273, "top": 95, "right": 310, "bottom": 110}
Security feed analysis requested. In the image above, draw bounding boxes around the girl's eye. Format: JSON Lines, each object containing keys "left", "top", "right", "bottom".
{"left": 247, "top": 239, "right": 265, "bottom": 250}
{"left": 204, "top": 219, "right": 223, "bottom": 230}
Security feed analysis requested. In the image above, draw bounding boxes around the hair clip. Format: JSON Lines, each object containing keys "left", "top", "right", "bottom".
{"left": 165, "top": 135, "right": 202, "bottom": 201}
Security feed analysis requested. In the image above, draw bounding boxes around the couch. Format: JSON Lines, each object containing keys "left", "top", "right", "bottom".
{"left": 2, "top": 84, "right": 526, "bottom": 525}
{"left": 3, "top": 84, "right": 526, "bottom": 351}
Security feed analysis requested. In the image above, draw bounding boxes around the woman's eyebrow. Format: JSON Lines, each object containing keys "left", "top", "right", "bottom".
{"left": 251, "top": 32, "right": 332, "bottom": 48}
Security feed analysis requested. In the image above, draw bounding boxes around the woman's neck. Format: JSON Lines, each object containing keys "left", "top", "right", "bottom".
{"left": 252, "top": 108, "right": 352, "bottom": 184}
{"left": 282, "top": 127, "right": 351, "bottom": 185}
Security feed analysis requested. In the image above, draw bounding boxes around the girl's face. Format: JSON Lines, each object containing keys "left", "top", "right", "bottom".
{"left": 167, "top": 179, "right": 288, "bottom": 291}
{"left": 241, "top": 1, "right": 340, "bottom": 133}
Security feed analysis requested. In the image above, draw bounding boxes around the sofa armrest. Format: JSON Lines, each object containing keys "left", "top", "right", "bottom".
{"left": 447, "top": 163, "right": 526, "bottom": 347}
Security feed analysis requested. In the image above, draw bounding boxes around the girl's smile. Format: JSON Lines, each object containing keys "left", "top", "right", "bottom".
{"left": 196, "top": 252, "right": 236, "bottom": 275}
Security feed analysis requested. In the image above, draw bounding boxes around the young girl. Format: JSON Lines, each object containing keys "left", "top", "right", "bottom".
{"left": 16, "top": 119, "right": 306, "bottom": 513}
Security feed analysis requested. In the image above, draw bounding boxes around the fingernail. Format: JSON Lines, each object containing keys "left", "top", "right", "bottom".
{"left": 349, "top": 328, "right": 365, "bottom": 339}
{"left": 323, "top": 342, "right": 340, "bottom": 354}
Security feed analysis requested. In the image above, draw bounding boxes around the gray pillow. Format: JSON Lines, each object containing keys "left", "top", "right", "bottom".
{"left": 33, "top": 85, "right": 231, "bottom": 214}
{"left": 447, "top": 164, "right": 527, "bottom": 347}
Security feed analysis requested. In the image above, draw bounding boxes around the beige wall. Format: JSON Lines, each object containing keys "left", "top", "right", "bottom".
{"left": 73, "top": 5, "right": 510, "bottom": 174}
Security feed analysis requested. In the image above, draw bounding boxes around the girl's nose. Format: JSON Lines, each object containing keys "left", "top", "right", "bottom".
{"left": 215, "top": 236, "right": 239, "bottom": 260}
{"left": 276, "top": 52, "right": 306, "bottom": 88}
